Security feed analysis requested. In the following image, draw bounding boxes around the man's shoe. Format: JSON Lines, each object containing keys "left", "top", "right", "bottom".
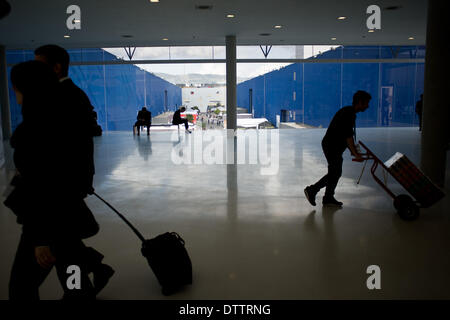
{"left": 304, "top": 186, "right": 317, "bottom": 206}
{"left": 322, "top": 196, "right": 343, "bottom": 207}
{"left": 93, "top": 264, "right": 115, "bottom": 295}
{"left": 186, "top": 129, "right": 192, "bottom": 134}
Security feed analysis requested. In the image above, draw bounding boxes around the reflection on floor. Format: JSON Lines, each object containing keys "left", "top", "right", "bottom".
{"left": 0, "top": 127, "right": 449, "bottom": 299}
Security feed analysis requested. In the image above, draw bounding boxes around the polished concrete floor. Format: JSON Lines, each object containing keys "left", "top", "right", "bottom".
{"left": 0, "top": 127, "right": 449, "bottom": 300}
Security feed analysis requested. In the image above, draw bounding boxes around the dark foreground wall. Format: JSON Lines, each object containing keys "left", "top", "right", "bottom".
{"left": 237, "top": 46, "right": 425, "bottom": 128}
{"left": 7, "top": 49, "right": 182, "bottom": 131}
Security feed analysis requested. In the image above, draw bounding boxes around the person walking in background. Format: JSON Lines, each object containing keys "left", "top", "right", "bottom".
{"left": 304, "top": 90, "right": 371, "bottom": 207}
{"left": 173, "top": 106, "right": 191, "bottom": 133}
{"left": 134, "top": 106, "right": 152, "bottom": 135}
{"left": 6, "top": 61, "right": 97, "bottom": 300}
{"left": 415, "top": 94, "right": 423, "bottom": 131}
{"left": 34, "top": 44, "right": 114, "bottom": 296}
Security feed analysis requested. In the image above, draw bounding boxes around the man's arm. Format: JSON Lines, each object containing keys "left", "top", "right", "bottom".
{"left": 346, "top": 137, "right": 363, "bottom": 161}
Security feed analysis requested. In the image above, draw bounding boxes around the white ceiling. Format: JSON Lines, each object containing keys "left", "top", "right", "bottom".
{"left": 0, "top": 0, "right": 427, "bottom": 49}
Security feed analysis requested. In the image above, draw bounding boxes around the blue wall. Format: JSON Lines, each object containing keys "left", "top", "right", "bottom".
{"left": 7, "top": 49, "right": 182, "bottom": 131}
{"left": 237, "top": 46, "right": 425, "bottom": 128}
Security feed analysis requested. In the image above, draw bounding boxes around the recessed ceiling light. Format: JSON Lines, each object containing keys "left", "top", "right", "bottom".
{"left": 331, "top": 37, "right": 337, "bottom": 40}
{"left": 227, "top": 14, "right": 235, "bottom": 18}
{"left": 337, "top": 16, "right": 346, "bottom": 20}
{"left": 368, "top": 29, "right": 375, "bottom": 33}
{"left": 64, "top": 35, "right": 70, "bottom": 38}
{"left": 408, "top": 37, "right": 414, "bottom": 40}
{"left": 149, "top": 0, "right": 160, "bottom": 2}
{"left": 74, "top": 19, "right": 80, "bottom": 23}
{"left": 162, "top": 38, "right": 169, "bottom": 41}
{"left": 274, "top": 25, "right": 282, "bottom": 29}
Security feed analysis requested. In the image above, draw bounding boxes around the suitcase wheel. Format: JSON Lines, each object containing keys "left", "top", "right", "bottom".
{"left": 393, "top": 194, "right": 420, "bottom": 221}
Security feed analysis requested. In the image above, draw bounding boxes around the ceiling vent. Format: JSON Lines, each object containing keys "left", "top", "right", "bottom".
{"left": 384, "top": 6, "right": 402, "bottom": 11}
{"left": 195, "top": 5, "right": 213, "bottom": 10}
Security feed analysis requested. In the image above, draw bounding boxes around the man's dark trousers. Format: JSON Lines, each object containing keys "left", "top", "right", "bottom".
{"left": 310, "top": 142, "right": 343, "bottom": 197}
{"left": 173, "top": 118, "right": 189, "bottom": 130}
{"left": 9, "top": 232, "right": 95, "bottom": 300}
{"left": 135, "top": 120, "right": 151, "bottom": 135}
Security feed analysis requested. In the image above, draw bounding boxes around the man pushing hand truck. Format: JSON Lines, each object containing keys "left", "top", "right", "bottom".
{"left": 304, "top": 90, "right": 371, "bottom": 207}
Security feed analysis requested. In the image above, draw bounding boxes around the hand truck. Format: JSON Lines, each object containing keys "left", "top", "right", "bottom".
{"left": 354, "top": 141, "right": 445, "bottom": 221}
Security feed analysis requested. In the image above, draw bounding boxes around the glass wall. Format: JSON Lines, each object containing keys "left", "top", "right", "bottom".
{"left": 7, "top": 45, "right": 424, "bottom": 131}
{"left": 6, "top": 48, "right": 182, "bottom": 131}
{"left": 237, "top": 46, "right": 425, "bottom": 128}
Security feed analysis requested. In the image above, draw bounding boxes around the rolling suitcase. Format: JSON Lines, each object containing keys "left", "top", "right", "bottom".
{"left": 93, "top": 192, "right": 192, "bottom": 296}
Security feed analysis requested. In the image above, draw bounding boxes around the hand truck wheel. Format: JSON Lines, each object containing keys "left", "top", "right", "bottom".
{"left": 393, "top": 194, "right": 420, "bottom": 221}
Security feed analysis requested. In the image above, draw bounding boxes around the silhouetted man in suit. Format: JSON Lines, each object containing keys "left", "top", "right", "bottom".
{"left": 7, "top": 60, "right": 98, "bottom": 300}
{"left": 134, "top": 107, "right": 152, "bottom": 135}
{"left": 34, "top": 45, "right": 114, "bottom": 296}
{"left": 304, "top": 90, "right": 371, "bottom": 207}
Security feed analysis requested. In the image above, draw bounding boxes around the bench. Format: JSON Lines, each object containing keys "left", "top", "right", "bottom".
{"left": 133, "top": 123, "right": 190, "bottom": 134}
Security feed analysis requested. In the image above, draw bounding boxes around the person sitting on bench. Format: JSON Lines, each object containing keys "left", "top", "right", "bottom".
{"left": 173, "top": 106, "right": 191, "bottom": 133}
{"left": 134, "top": 107, "right": 151, "bottom": 135}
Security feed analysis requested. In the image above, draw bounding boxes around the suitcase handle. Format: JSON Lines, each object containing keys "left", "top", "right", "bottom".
{"left": 93, "top": 192, "right": 146, "bottom": 242}
{"left": 171, "top": 232, "right": 185, "bottom": 246}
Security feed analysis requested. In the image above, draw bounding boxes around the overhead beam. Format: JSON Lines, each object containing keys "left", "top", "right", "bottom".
{"left": 6, "top": 58, "right": 424, "bottom": 67}
{"left": 124, "top": 47, "right": 137, "bottom": 60}
{"left": 259, "top": 45, "right": 273, "bottom": 58}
